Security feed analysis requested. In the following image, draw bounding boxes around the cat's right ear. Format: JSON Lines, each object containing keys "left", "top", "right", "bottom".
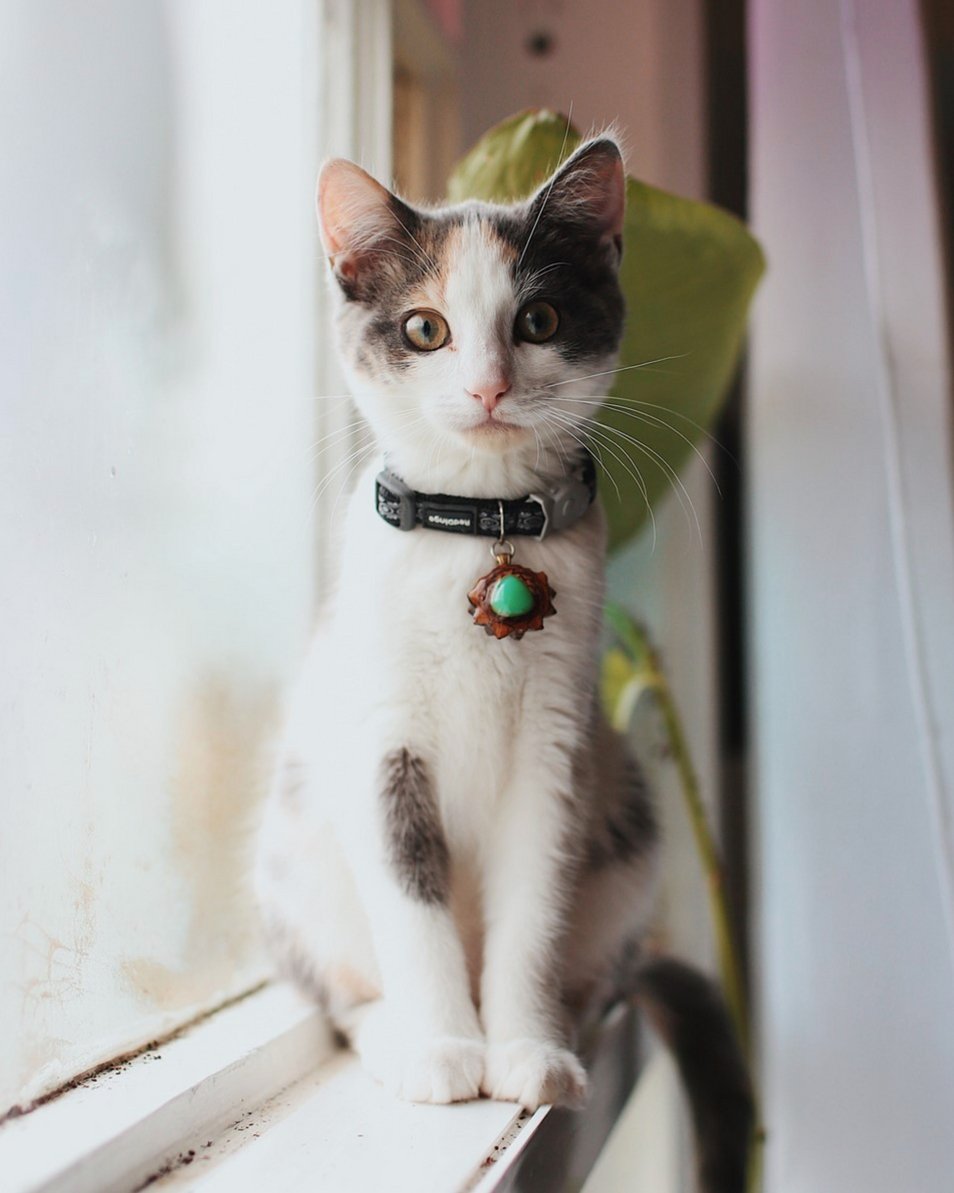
{"left": 317, "top": 159, "right": 412, "bottom": 297}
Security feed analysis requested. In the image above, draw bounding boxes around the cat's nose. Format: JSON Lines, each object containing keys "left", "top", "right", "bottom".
{"left": 466, "top": 378, "right": 512, "bottom": 413}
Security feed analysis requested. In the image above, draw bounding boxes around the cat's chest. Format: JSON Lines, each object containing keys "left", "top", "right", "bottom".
{"left": 312, "top": 488, "right": 603, "bottom": 814}
{"left": 338, "top": 494, "right": 593, "bottom": 663}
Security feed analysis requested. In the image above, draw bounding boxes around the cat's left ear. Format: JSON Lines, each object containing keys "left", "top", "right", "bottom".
{"left": 532, "top": 138, "right": 626, "bottom": 260}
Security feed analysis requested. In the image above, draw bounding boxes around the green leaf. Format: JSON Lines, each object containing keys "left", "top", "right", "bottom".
{"left": 446, "top": 109, "right": 583, "bottom": 205}
{"left": 447, "top": 110, "right": 765, "bottom": 552}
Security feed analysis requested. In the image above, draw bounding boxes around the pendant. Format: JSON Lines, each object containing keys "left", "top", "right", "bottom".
{"left": 468, "top": 539, "right": 556, "bottom": 640}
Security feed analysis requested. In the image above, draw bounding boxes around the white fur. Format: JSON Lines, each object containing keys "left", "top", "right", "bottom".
{"left": 255, "top": 205, "right": 657, "bottom": 1109}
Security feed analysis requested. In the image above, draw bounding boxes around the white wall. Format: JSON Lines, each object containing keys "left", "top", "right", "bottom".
{"left": 0, "top": 1, "right": 318, "bottom": 1112}
{"left": 748, "top": 1, "right": 954, "bottom": 1188}
{"left": 460, "top": 0, "right": 704, "bottom": 200}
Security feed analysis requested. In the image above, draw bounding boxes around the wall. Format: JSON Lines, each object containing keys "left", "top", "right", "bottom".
{"left": 748, "top": 0, "right": 954, "bottom": 1188}
{"left": 460, "top": 0, "right": 704, "bottom": 201}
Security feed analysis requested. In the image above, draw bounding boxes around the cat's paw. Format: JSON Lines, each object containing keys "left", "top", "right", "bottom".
{"left": 352, "top": 1005, "right": 484, "bottom": 1103}
{"left": 395, "top": 1036, "right": 485, "bottom": 1103}
{"left": 482, "top": 1038, "right": 587, "bottom": 1109}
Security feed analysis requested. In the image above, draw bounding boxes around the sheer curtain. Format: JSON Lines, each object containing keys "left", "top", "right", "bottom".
{"left": 748, "top": 0, "right": 954, "bottom": 1188}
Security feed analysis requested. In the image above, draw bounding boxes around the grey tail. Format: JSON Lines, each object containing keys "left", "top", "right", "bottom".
{"left": 634, "top": 958, "right": 754, "bottom": 1193}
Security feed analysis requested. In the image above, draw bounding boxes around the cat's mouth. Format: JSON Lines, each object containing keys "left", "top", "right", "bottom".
{"left": 461, "top": 420, "right": 530, "bottom": 450}
{"left": 464, "top": 413, "right": 525, "bottom": 437}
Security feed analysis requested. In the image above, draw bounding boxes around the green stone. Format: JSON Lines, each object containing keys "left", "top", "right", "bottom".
{"left": 489, "top": 574, "right": 535, "bottom": 618}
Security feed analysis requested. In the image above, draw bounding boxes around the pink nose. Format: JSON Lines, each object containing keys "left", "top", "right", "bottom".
{"left": 466, "top": 378, "right": 511, "bottom": 412}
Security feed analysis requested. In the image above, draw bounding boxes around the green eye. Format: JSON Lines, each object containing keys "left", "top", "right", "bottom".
{"left": 515, "top": 301, "right": 559, "bottom": 343}
{"left": 403, "top": 310, "right": 450, "bottom": 351}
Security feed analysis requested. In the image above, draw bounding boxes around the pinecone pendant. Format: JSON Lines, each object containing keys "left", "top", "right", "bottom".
{"left": 468, "top": 549, "right": 556, "bottom": 640}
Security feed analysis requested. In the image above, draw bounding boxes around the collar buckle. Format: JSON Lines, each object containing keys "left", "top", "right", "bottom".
{"left": 376, "top": 470, "right": 417, "bottom": 531}
{"left": 529, "top": 473, "right": 593, "bottom": 540}
{"left": 527, "top": 492, "right": 552, "bottom": 540}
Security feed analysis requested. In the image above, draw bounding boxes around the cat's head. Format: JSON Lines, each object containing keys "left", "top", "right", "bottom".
{"left": 317, "top": 138, "right": 625, "bottom": 485}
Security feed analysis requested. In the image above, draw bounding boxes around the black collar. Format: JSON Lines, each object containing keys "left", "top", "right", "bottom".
{"left": 375, "top": 451, "right": 597, "bottom": 541}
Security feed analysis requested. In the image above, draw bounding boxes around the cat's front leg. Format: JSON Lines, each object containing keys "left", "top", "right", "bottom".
{"left": 341, "top": 745, "right": 484, "bottom": 1103}
{"left": 479, "top": 742, "right": 588, "bottom": 1110}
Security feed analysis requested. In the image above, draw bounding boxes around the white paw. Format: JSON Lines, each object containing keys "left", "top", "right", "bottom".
{"left": 482, "top": 1038, "right": 587, "bottom": 1110}
{"left": 352, "top": 1004, "right": 484, "bottom": 1104}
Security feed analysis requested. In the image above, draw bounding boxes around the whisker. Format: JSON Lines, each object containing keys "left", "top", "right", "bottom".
{"left": 310, "top": 429, "right": 377, "bottom": 498}
{"left": 388, "top": 214, "right": 438, "bottom": 275}
{"left": 359, "top": 234, "right": 425, "bottom": 271}
{"left": 327, "top": 441, "right": 382, "bottom": 530}
{"left": 538, "top": 408, "right": 626, "bottom": 509}
{"left": 301, "top": 431, "right": 378, "bottom": 534}
{"left": 545, "top": 408, "right": 657, "bottom": 549}
{"left": 610, "top": 400, "right": 739, "bottom": 469}
{"left": 305, "top": 403, "right": 424, "bottom": 467}
{"left": 426, "top": 424, "right": 445, "bottom": 476}
{"left": 533, "top": 415, "right": 574, "bottom": 475}
{"left": 303, "top": 416, "right": 372, "bottom": 460}
{"left": 541, "top": 395, "right": 723, "bottom": 494}
{"left": 517, "top": 260, "right": 571, "bottom": 299}
{"left": 516, "top": 102, "right": 574, "bottom": 272}
{"left": 582, "top": 417, "right": 702, "bottom": 546}
{"left": 539, "top": 390, "right": 731, "bottom": 453}
{"left": 603, "top": 397, "right": 724, "bottom": 442}
{"left": 544, "top": 354, "right": 689, "bottom": 389}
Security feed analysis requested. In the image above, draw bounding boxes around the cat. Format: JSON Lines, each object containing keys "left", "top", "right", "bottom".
{"left": 254, "top": 137, "right": 752, "bottom": 1192}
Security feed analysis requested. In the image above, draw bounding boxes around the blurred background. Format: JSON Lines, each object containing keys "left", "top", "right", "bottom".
{"left": 1, "top": 2, "right": 953, "bottom": 1190}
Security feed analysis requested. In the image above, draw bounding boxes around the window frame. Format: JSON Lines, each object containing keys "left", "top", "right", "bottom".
{"left": 311, "top": 0, "right": 393, "bottom": 597}
{"left": 1, "top": 0, "right": 388, "bottom": 1124}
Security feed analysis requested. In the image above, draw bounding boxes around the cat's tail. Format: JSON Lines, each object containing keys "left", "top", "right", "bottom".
{"left": 633, "top": 957, "right": 755, "bottom": 1193}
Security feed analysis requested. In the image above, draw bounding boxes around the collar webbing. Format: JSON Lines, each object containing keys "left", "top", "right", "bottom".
{"left": 374, "top": 451, "right": 597, "bottom": 541}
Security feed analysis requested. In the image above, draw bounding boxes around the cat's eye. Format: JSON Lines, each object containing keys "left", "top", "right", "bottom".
{"left": 402, "top": 310, "right": 450, "bottom": 351}
{"left": 515, "top": 301, "right": 559, "bottom": 344}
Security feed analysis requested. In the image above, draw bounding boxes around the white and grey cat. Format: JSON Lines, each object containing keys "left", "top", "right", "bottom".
{"left": 255, "top": 139, "right": 751, "bottom": 1191}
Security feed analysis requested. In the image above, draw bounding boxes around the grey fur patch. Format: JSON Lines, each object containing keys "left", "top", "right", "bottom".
{"left": 380, "top": 748, "right": 449, "bottom": 904}
{"left": 586, "top": 752, "right": 658, "bottom": 870}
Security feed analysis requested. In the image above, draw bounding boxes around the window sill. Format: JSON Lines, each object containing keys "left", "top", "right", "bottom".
{"left": 3, "top": 984, "right": 645, "bottom": 1193}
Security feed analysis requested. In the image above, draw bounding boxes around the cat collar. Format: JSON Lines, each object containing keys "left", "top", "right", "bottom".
{"left": 374, "top": 450, "right": 596, "bottom": 542}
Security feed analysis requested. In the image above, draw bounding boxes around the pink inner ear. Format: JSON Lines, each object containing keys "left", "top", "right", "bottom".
{"left": 569, "top": 151, "right": 624, "bottom": 242}
{"left": 316, "top": 159, "right": 396, "bottom": 260}
{"left": 591, "top": 153, "right": 625, "bottom": 242}
{"left": 545, "top": 142, "right": 626, "bottom": 243}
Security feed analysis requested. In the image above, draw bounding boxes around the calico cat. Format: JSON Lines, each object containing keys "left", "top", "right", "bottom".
{"left": 255, "top": 138, "right": 752, "bottom": 1192}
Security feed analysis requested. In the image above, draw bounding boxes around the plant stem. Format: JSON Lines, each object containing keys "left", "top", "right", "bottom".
{"left": 605, "top": 605, "right": 765, "bottom": 1190}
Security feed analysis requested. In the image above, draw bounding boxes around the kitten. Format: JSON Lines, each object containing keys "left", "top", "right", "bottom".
{"left": 255, "top": 139, "right": 752, "bottom": 1191}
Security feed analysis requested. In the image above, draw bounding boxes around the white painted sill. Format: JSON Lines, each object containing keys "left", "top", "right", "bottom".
{"left": 1, "top": 983, "right": 650, "bottom": 1193}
